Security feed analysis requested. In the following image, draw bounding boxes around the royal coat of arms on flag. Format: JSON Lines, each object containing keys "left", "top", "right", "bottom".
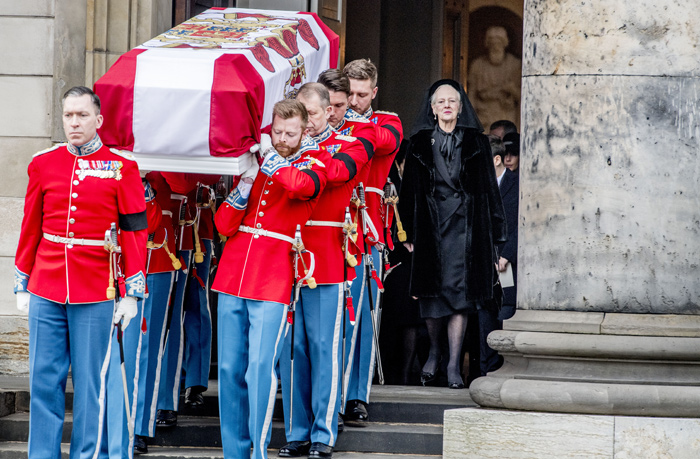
{"left": 94, "top": 8, "right": 339, "bottom": 172}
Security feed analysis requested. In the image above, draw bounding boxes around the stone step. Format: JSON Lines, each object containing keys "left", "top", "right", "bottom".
{"left": 0, "top": 412, "right": 443, "bottom": 455}
{"left": 0, "top": 442, "right": 440, "bottom": 459}
{"left": 181, "top": 385, "right": 472, "bottom": 425}
{"left": 0, "top": 375, "right": 475, "bottom": 426}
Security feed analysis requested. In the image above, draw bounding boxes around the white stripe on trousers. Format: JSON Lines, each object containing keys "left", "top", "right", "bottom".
{"left": 149, "top": 272, "right": 175, "bottom": 437}
{"left": 326, "top": 285, "right": 344, "bottom": 446}
{"left": 258, "top": 304, "right": 289, "bottom": 459}
{"left": 91, "top": 316, "right": 116, "bottom": 459}
{"left": 127, "top": 301, "right": 146, "bottom": 458}
{"left": 343, "top": 266, "right": 366, "bottom": 398}
{"left": 365, "top": 260, "right": 383, "bottom": 401}
{"left": 171, "top": 256, "right": 191, "bottom": 410}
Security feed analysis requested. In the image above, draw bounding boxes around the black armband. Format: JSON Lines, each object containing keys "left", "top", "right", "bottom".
{"left": 357, "top": 137, "right": 375, "bottom": 161}
{"left": 301, "top": 169, "right": 321, "bottom": 200}
{"left": 334, "top": 152, "right": 357, "bottom": 181}
{"left": 119, "top": 210, "right": 148, "bottom": 231}
{"left": 381, "top": 124, "right": 401, "bottom": 152}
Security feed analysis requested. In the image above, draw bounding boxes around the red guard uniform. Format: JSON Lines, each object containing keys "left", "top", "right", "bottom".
{"left": 158, "top": 172, "right": 220, "bottom": 401}
{"left": 277, "top": 123, "right": 372, "bottom": 448}
{"left": 144, "top": 172, "right": 178, "bottom": 274}
{"left": 212, "top": 137, "right": 330, "bottom": 303}
{"left": 342, "top": 108, "right": 403, "bottom": 416}
{"left": 213, "top": 137, "right": 330, "bottom": 459}
{"left": 303, "top": 124, "right": 371, "bottom": 284}
{"left": 333, "top": 110, "right": 379, "bottom": 256}
{"left": 360, "top": 108, "right": 404, "bottom": 248}
{"left": 14, "top": 136, "right": 148, "bottom": 459}
{"left": 14, "top": 142, "right": 148, "bottom": 302}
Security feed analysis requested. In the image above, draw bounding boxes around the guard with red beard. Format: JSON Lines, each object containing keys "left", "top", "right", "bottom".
{"left": 212, "top": 99, "right": 330, "bottom": 459}
{"left": 277, "top": 83, "right": 370, "bottom": 459}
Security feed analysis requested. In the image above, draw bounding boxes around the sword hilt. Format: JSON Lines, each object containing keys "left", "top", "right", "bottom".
{"left": 382, "top": 178, "right": 393, "bottom": 203}
{"left": 343, "top": 207, "right": 358, "bottom": 267}
{"left": 104, "top": 222, "right": 120, "bottom": 299}
{"left": 292, "top": 224, "right": 304, "bottom": 252}
{"left": 292, "top": 225, "right": 316, "bottom": 289}
{"left": 350, "top": 188, "right": 361, "bottom": 208}
{"left": 356, "top": 182, "right": 366, "bottom": 207}
{"left": 178, "top": 197, "right": 188, "bottom": 226}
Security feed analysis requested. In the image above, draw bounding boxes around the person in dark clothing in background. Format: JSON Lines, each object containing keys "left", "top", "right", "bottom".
{"left": 477, "top": 134, "right": 520, "bottom": 376}
{"left": 502, "top": 131, "right": 520, "bottom": 173}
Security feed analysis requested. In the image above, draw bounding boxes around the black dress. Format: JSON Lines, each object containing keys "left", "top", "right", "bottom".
{"left": 400, "top": 78, "right": 506, "bottom": 316}
{"left": 419, "top": 126, "right": 474, "bottom": 319}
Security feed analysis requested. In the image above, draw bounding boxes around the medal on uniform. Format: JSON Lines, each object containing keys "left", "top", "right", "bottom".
{"left": 77, "top": 159, "right": 123, "bottom": 181}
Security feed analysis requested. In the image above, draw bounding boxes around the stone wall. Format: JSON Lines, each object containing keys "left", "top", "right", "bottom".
{"left": 469, "top": 0, "right": 700, "bottom": 420}
{"left": 0, "top": 2, "right": 56, "bottom": 319}
{"left": 518, "top": 0, "right": 700, "bottom": 314}
{"left": 0, "top": 0, "right": 171, "bottom": 374}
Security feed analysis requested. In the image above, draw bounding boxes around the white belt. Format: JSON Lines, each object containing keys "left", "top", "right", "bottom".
{"left": 238, "top": 225, "right": 294, "bottom": 244}
{"left": 162, "top": 210, "right": 173, "bottom": 217}
{"left": 305, "top": 220, "right": 344, "bottom": 228}
{"left": 366, "top": 187, "right": 385, "bottom": 197}
{"left": 171, "top": 193, "right": 186, "bottom": 201}
{"left": 44, "top": 233, "right": 104, "bottom": 247}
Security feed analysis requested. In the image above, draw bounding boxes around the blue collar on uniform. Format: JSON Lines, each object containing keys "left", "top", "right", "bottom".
{"left": 333, "top": 119, "right": 346, "bottom": 132}
{"left": 362, "top": 107, "right": 374, "bottom": 119}
{"left": 312, "top": 124, "right": 333, "bottom": 144}
{"left": 67, "top": 135, "right": 103, "bottom": 156}
{"left": 334, "top": 108, "right": 366, "bottom": 133}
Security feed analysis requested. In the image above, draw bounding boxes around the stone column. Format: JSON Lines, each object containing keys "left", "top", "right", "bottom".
{"left": 445, "top": 0, "right": 700, "bottom": 457}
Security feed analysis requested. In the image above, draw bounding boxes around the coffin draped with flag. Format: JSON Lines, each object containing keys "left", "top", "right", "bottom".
{"left": 94, "top": 7, "right": 339, "bottom": 173}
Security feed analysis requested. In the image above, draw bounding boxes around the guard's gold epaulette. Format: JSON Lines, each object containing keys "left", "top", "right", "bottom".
{"left": 335, "top": 134, "right": 357, "bottom": 143}
{"left": 33, "top": 143, "right": 65, "bottom": 157}
{"left": 374, "top": 110, "right": 399, "bottom": 117}
{"left": 110, "top": 148, "right": 137, "bottom": 161}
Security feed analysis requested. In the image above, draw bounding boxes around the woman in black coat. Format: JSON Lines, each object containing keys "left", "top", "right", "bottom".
{"left": 400, "top": 79, "right": 506, "bottom": 388}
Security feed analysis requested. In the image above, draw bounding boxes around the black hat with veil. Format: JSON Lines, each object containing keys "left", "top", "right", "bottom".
{"left": 410, "top": 79, "right": 483, "bottom": 138}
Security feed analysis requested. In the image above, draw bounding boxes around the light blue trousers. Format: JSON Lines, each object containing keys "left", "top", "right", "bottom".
{"left": 217, "top": 293, "right": 288, "bottom": 459}
{"left": 343, "top": 245, "right": 380, "bottom": 406}
{"left": 280, "top": 283, "right": 344, "bottom": 446}
{"left": 157, "top": 250, "right": 191, "bottom": 412}
{"left": 28, "top": 295, "right": 114, "bottom": 459}
{"left": 183, "top": 238, "right": 213, "bottom": 389}
{"left": 134, "top": 271, "right": 175, "bottom": 438}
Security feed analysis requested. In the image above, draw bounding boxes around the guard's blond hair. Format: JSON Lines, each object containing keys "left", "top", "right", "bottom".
{"left": 343, "top": 59, "right": 378, "bottom": 88}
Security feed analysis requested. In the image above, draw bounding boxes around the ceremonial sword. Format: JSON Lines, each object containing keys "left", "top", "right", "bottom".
{"left": 356, "top": 183, "right": 385, "bottom": 385}
{"left": 104, "top": 223, "right": 134, "bottom": 443}
{"left": 288, "top": 224, "right": 316, "bottom": 432}
{"left": 340, "top": 207, "right": 357, "bottom": 414}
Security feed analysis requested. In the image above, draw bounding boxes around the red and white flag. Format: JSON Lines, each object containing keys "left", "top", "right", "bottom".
{"left": 95, "top": 8, "right": 339, "bottom": 159}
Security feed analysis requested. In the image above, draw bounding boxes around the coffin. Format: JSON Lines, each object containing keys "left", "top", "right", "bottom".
{"left": 94, "top": 7, "right": 339, "bottom": 174}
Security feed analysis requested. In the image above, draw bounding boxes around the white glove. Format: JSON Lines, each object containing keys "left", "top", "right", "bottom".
{"left": 241, "top": 159, "right": 259, "bottom": 185}
{"left": 259, "top": 133, "right": 274, "bottom": 158}
{"left": 249, "top": 143, "right": 260, "bottom": 154}
{"left": 114, "top": 296, "right": 138, "bottom": 331}
{"left": 16, "top": 291, "right": 30, "bottom": 314}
